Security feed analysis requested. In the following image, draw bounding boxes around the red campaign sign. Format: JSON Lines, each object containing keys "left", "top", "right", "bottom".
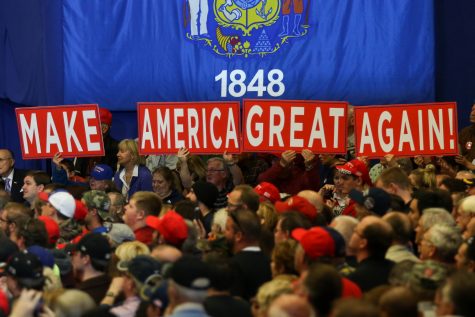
{"left": 354, "top": 102, "right": 458, "bottom": 157}
{"left": 15, "top": 104, "right": 105, "bottom": 159}
{"left": 242, "top": 99, "right": 348, "bottom": 153}
{"left": 138, "top": 102, "right": 241, "bottom": 154}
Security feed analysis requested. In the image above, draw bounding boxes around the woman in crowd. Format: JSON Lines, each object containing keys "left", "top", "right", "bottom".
{"left": 151, "top": 166, "right": 184, "bottom": 205}
{"left": 114, "top": 139, "right": 153, "bottom": 200}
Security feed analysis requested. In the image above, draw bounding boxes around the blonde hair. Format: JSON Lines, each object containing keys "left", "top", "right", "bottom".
{"left": 115, "top": 240, "right": 150, "bottom": 261}
{"left": 255, "top": 276, "right": 295, "bottom": 314}
{"left": 118, "top": 139, "right": 146, "bottom": 166}
{"left": 44, "top": 289, "right": 96, "bottom": 317}
{"left": 212, "top": 208, "right": 228, "bottom": 233}
{"left": 257, "top": 201, "right": 279, "bottom": 232}
{"left": 410, "top": 164, "right": 437, "bottom": 190}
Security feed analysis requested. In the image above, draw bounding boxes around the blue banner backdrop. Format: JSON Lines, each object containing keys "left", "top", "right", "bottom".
{"left": 63, "top": 0, "right": 435, "bottom": 110}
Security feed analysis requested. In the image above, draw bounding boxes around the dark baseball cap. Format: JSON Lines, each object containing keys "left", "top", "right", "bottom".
{"left": 74, "top": 233, "right": 111, "bottom": 263}
{"left": 5, "top": 251, "right": 44, "bottom": 289}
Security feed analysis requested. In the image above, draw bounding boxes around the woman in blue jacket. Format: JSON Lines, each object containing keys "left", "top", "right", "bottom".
{"left": 114, "top": 139, "right": 153, "bottom": 201}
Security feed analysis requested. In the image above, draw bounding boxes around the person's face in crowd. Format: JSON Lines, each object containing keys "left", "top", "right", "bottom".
{"left": 374, "top": 178, "right": 397, "bottom": 195}
{"left": 455, "top": 207, "right": 472, "bottom": 232}
{"left": 117, "top": 147, "right": 133, "bottom": 166}
{"left": 224, "top": 216, "right": 238, "bottom": 253}
{"left": 89, "top": 178, "right": 107, "bottom": 191}
{"left": 408, "top": 198, "right": 420, "bottom": 229}
{"left": 5, "top": 276, "right": 21, "bottom": 298}
{"left": 274, "top": 218, "right": 288, "bottom": 244}
{"left": 339, "top": 174, "right": 359, "bottom": 195}
{"left": 185, "top": 188, "right": 197, "bottom": 203}
{"left": 319, "top": 154, "right": 335, "bottom": 166}
{"left": 0, "top": 149, "right": 14, "bottom": 177}
{"left": 414, "top": 216, "right": 425, "bottom": 245}
{"left": 348, "top": 220, "right": 366, "bottom": 255}
{"left": 0, "top": 210, "right": 9, "bottom": 233}
{"left": 21, "top": 176, "right": 43, "bottom": 203}
{"left": 206, "top": 161, "right": 226, "bottom": 187}
{"left": 226, "top": 190, "right": 242, "bottom": 212}
{"left": 108, "top": 192, "right": 124, "bottom": 222}
{"left": 419, "top": 231, "right": 435, "bottom": 260}
{"left": 293, "top": 244, "right": 306, "bottom": 274}
{"left": 333, "top": 174, "right": 344, "bottom": 194}
{"left": 72, "top": 250, "right": 86, "bottom": 279}
{"left": 152, "top": 172, "right": 171, "bottom": 197}
{"left": 470, "top": 104, "right": 475, "bottom": 123}
{"left": 463, "top": 218, "right": 475, "bottom": 240}
{"left": 454, "top": 242, "right": 470, "bottom": 270}
{"left": 41, "top": 201, "right": 56, "bottom": 218}
{"left": 123, "top": 198, "right": 140, "bottom": 228}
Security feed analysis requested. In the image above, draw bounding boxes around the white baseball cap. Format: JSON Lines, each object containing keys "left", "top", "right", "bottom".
{"left": 48, "top": 191, "right": 75, "bottom": 218}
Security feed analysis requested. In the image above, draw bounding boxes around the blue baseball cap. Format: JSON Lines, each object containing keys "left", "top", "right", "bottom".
{"left": 90, "top": 164, "right": 113, "bottom": 180}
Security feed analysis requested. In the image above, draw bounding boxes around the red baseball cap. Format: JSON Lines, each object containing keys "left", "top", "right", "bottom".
{"left": 254, "top": 182, "right": 280, "bottom": 204}
{"left": 146, "top": 211, "right": 188, "bottom": 246}
{"left": 74, "top": 200, "right": 88, "bottom": 221}
{"left": 99, "top": 108, "right": 112, "bottom": 126}
{"left": 38, "top": 216, "right": 60, "bottom": 246}
{"left": 291, "top": 227, "right": 335, "bottom": 260}
{"left": 38, "top": 191, "right": 49, "bottom": 202}
{"left": 336, "top": 159, "right": 372, "bottom": 186}
{"left": 275, "top": 196, "right": 317, "bottom": 221}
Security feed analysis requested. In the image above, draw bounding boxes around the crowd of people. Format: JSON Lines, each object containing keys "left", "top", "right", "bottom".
{"left": 0, "top": 105, "right": 475, "bottom": 317}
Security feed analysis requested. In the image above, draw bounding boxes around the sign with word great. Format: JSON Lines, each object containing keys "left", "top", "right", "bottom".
{"left": 354, "top": 103, "right": 458, "bottom": 157}
{"left": 138, "top": 102, "right": 241, "bottom": 154}
{"left": 15, "top": 105, "right": 104, "bottom": 159}
{"left": 242, "top": 99, "right": 348, "bottom": 153}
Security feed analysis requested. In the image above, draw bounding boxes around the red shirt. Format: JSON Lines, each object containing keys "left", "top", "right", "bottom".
{"left": 341, "top": 277, "right": 362, "bottom": 298}
{"left": 134, "top": 225, "right": 154, "bottom": 245}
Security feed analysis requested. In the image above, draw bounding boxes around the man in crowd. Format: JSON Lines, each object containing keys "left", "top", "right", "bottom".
{"left": 123, "top": 191, "right": 161, "bottom": 244}
{"left": 0, "top": 149, "right": 27, "bottom": 203}
{"left": 22, "top": 170, "right": 51, "bottom": 208}
{"left": 72, "top": 233, "right": 112, "bottom": 304}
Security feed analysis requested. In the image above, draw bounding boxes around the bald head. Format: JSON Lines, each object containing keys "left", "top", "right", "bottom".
{"left": 297, "top": 190, "right": 323, "bottom": 213}
{"left": 268, "top": 294, "right": 316, "bottom": 317}
{"left": 351, "top": 216, "right": 393, "bottom": 260}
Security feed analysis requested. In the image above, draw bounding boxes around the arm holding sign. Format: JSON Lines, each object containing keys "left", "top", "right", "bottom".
{"left": 177, "top": 147, "right": 193, "bottom": 190}
{"left": 455, "top": 155, "right": 475, "bottom": 171}
{"left": 223, "top": 151, "right": 244, "bottom": 186}
{"left": 51, "top": 152, "right": 87, "bottom": 187}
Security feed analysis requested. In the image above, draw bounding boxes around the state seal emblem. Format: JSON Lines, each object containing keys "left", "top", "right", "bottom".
{"left": 183, "top": 0, "right": 312, "bottom": 58}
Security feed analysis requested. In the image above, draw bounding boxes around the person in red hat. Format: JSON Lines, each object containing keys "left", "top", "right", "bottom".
{"left": 73, "top": 107, "right": 119, "bottom": 177}
{"left": 291, "top": 226, "right": 362, "bottom": 301}
{"left": 254, "top": 182, "right": 281, "bottom": 204}
{"left": 332, "top": 159, "right": 372, "bottom": 217}
{"left": 275, "top": 195, "right": 318, "bottom": 224}
{"left": 146, "top": 210, "right": 188, "bottom": 249}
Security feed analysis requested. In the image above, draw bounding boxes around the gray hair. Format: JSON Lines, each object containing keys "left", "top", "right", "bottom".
{"left": 331, "top": 216, "right": 359, "bottom": 251}
{"left": 420, "top": 208, "right": 455, "bottom": 231}
{"left": 169, "top": 279, "right": 208, "bottom": 303}
{"left": 427, "top": 224, "right": 462, "bottom": 263}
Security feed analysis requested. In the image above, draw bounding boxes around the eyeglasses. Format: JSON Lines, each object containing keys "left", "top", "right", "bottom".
{"left": 206, "top": 169, "right": 225, "bottom": 173}
{"left": 0, "top": 157, "right": 12, "bottom": 163}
